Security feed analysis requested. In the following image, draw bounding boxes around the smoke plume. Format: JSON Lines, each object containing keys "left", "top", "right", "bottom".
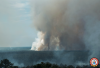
{"left": 31, "top": 0, "right": 100, "bottom": 51}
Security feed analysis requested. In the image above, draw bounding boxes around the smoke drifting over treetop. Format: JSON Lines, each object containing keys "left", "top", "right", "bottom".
{"left": 31, "top": 0, "right": 100, "bottom": 51}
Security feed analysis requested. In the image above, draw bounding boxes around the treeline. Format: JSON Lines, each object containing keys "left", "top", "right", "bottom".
{"left": 0, "top": 59, "right": 100, "bottom": 68}
{"left": 0, "top": 59, "right": 18, "bottom": 68}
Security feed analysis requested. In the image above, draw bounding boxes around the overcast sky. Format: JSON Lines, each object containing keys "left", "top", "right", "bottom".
{"left": 0, "top": 0, "right": 37, "bottom": 47}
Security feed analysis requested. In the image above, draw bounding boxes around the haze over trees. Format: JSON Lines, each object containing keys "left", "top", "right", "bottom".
{"left": 0, "top": 59, "right": 100, "bottom": 68}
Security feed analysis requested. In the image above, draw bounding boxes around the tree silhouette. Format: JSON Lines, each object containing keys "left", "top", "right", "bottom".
{"left": 0, "top": 59, "right": 100, "bottom": 68}
{"left": 0, "top": 59, "right": 13, "bottom": 68}
{"left": 67, "top": 65, "right": 75, "bottom": 68}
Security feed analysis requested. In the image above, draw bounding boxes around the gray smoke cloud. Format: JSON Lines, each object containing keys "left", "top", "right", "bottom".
{"left": 31, "top": 0, "right": 100, "bottom": 51}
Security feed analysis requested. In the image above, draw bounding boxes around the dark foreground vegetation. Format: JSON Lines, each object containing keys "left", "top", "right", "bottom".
{"left": 0, "top": 59, "right": 100, "bottom": 68}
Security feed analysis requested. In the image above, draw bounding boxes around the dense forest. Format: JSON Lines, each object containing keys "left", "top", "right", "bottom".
{"left": 0, "top": 59, "right": 99, "bottom": 68}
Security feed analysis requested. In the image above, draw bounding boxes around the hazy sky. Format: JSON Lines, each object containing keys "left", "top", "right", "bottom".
{"left": 0, "top": 0, "right": 37, "bottom": 47}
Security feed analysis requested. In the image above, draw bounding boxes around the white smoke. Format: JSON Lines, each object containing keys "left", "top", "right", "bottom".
{"left": 31, "top": 32, "right": 45, "bottom": 50}
{"left": 31, "top": 0, "right": 100, "bottom": 52}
